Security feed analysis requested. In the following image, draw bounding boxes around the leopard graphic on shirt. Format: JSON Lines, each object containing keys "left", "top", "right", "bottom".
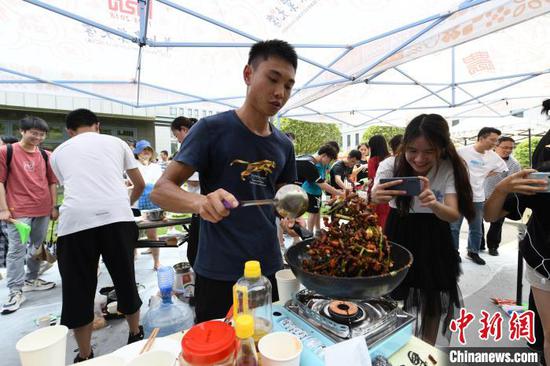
{"left": 231, "top": 159, "right": 276, "bottom": 187}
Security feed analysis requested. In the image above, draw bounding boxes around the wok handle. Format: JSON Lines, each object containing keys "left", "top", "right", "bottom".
{"left": 291, "top": 223, "right": 313, "bottom": 240}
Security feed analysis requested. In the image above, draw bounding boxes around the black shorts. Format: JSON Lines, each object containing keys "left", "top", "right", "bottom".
{"left": 194, "top": 272, "right": 279, "bottom": 323}
{"left": 306, "top": 193, "right": 321, "bottom": 214}
{"left": 57, "top": 221, "right": 142, "bottom": 329}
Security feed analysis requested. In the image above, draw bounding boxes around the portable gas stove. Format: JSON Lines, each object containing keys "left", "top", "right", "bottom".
{"left": 272, "top": 289, "right": 415, "bottom": 366}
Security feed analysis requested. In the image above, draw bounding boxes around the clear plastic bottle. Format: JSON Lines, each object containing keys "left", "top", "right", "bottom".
{"left": 233, "top": 261, "right": 272, "bottom": 342}
{"left": 235, "top": 315, "right": 259, "bottom": 366}
{"left": 143, "top": 266, "right": 194, "bottom": 337}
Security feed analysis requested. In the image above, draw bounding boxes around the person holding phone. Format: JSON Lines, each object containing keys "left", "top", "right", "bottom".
{"left": 484, "top": 103, "right": 550, "bottom": 363}
{"left": 372, "top": 114, "right": 475, "bottom": 345}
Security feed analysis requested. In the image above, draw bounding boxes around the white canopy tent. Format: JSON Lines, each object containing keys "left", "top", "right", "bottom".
{"left": 0, "top": 0, "right": 549, "bottom": 130}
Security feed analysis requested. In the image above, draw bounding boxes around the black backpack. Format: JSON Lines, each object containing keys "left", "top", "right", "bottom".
{"left": 5, "top": 144, "right": 49, "bottom": 187}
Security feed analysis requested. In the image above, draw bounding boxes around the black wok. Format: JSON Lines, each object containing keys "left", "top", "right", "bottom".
{"left": 285, "top": 238, "right": 413, "bottom": 299}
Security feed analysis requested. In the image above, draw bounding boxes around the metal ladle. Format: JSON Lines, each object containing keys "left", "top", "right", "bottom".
{"left": 223, "top": 184, "right": 308, "bottom": 219}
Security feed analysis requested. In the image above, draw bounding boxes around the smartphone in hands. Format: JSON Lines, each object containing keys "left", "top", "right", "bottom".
{"left": 527, "top": 172, "right": 550, "bottom": 193}
{"left": 379, "top": 177, "right": 422, "bottom": 196}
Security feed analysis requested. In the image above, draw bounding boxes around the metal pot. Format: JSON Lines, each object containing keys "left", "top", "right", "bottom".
{"left": 142, "top": 209, "right": 165, "bottom": 221}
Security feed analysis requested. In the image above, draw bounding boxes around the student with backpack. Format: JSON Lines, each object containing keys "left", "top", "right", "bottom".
{"left": 0, "top": 116, "right": 58, "bottom": 314}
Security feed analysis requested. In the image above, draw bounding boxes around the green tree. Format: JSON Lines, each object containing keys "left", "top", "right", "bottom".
{"left": 514, "top": 137, "right": 541, "bottom": 168}
{"left": 361, "top": 126, "right": 405, "bottom": 145}
{"left": 280, "top": 118, "right": 341, "bottom": 155}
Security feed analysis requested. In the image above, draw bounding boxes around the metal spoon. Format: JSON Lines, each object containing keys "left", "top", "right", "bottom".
{"left": 223, "top": 184, "right": 308, "bottom": 219}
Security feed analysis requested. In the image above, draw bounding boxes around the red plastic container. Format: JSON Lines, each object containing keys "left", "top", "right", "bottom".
{"left": 181, "top": 321, "right": 236, "bottom": 366}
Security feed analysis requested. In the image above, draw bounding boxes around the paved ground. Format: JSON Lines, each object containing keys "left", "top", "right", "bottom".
{"left": 0, "top": 219, "right": 537, "bottom": 365}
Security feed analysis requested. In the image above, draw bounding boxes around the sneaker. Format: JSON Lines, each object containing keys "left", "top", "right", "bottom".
{"left": 22, "top": 278, "right": 56, "bottom": 292}
{"left": 489, "top": 248, "right": 499, "bottom": 256}
{"left": 128, "top": 325, "right": 144, "bottom": 344}
{"left": 38, "top": 262, "right": 53, "bottom": 275}
{"left": 2, "top": 291, "right": 25, "bottom": 315}
{"left": 74, "top": 350, "right": 94, "bottom": 363}
{"left": 467, "top": 252, "right": 486, "bottom": 265}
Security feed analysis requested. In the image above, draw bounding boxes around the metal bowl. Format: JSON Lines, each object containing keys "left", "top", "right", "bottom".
{"left": 142, "top": 209, "right": 165, "bottom": 221}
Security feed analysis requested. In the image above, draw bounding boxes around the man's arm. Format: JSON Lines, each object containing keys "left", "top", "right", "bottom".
{"left": 334, "top": 175, "right": 347, "bottom": 190}
{"left": 49, "top": 184, "right": 58, "bottom": 220}
{"left": 0, "top": 183, "right": 10, "bottom": 221}
{"left": 151, "top": 162, "right": 238, "bottom": 223}
{"left": 125, "top": 168, "right": 145, "bottom": 205}
{"left": 318, "top": 182, "right": 342, "bottom": 196}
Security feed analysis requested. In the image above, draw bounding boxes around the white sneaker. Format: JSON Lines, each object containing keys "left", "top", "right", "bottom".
{"left": 22, "top": 278, "right": 56, "bottom": 292}
{"left": 2, "top": 291, "right": 25, "bottom": 314}
{"left": 38, "top": 262, "right": 54, "bottom": 275}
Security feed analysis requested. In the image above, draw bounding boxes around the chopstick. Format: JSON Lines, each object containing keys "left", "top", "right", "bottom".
{"left": 139, "top": 327, "right": 159, "bottom": 354}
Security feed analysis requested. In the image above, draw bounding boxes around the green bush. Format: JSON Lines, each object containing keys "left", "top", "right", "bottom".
{"left": 280, "top": 118, "right": 341, "bottom": 155}
{"left": 514, "top": 137, "right": 541, "bottom": 168}
{"left": 361, "top": 126, "right": 405, "bottom": 145}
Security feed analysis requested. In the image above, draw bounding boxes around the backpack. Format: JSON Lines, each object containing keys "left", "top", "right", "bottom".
{"left": 296, "top": 154, "right": 321, "bottom": 185}
{"left": 5, "top": 144, "right": 49, "bottom": 187}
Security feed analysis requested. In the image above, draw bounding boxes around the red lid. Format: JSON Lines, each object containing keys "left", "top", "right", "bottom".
{"left": 182, "top": 321, "right": 236, "bottom": 364}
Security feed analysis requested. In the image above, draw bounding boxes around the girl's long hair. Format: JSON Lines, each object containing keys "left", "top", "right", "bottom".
{"left": 394, "top": 114, "right": 475, "bottom": 221}
{"left": 368, "top": 135, "right": 390, "bottom": 161}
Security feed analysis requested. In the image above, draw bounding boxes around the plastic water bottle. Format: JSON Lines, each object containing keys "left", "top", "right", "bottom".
{"left": 143, "top": 266, "right": 194, "bottom": 337}
{"left": 233, "top": 261, "right": 272, "bottom": 342}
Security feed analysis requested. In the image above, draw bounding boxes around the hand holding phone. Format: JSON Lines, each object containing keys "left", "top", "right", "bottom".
{"left": 379, "top": 177, "right": 422, "bottom": 196}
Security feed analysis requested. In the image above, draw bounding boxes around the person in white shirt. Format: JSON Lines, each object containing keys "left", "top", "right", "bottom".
{"left": 50, "top": 109, "right": 145, "bottom": 362}
{"left": 481, "top": 136, "right": 521, "bottom": 256}
{"left": 158, "top": 150, "right": 169, "bottom": 172}
{"left": 450, "top": 127, "right": 508, "bottom": 265}
{"left": 134, "top": 140, "right": 163, "bottom": 270}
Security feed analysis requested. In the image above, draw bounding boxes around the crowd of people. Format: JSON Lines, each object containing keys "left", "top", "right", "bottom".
{"left": 0, "top": 38, "right": 549, "bottom": 362}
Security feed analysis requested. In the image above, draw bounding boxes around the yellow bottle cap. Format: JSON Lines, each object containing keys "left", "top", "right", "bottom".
{"left": 244, "top": 260, "right": 261, "bottom": 278}
{"left": 235, "top": 314, "right": 254, "bottom": 339}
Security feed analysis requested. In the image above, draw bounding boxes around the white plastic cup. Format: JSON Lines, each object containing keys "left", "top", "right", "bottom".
{"left": 275, "top": 269, "right": 300, "bottom": 304}
{"left": 127, "top": 350, "right": 176, "bottom": 366}
{"left": 258, "top": 332, "right": 302, "bottom": 366}
{"left": 16, "top": 325, "right": 68, "bottom": 366}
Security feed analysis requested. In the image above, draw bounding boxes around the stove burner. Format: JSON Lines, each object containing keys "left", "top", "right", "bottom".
{"left": 323, "top": 300, "right": 366, "bottom": 324}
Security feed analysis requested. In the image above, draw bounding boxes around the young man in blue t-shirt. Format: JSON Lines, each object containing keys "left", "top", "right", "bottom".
{"left": 152, "top": 40, "right": 298, "bottom": 322}
{"left": 300, "top": 144, "right": 342, "bottom": 233}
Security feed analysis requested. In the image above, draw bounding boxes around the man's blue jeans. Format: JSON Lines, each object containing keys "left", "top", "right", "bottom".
{"left": 450, "top": 201, "right": 484, "bottom": 254}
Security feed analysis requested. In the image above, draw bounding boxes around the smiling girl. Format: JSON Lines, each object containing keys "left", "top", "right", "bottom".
{"left": 372, "top": 114, "right": 475, "bottom": 345}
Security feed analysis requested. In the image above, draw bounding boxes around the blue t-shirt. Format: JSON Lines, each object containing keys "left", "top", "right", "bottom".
{"left": 174, "top": 110, "right": 297, "bottom": 281}
{"left": 302, "top": 162, "right": 326, "bottom": 196}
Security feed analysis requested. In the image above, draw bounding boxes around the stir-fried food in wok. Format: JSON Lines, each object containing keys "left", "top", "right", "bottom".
{"left": 302, "top": 193, "right": 393, "bottom": 277}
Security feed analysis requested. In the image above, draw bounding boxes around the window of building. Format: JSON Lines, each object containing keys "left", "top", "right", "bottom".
{"left": 355, "top": 133, "right": 359, "bottom": 147}
{"left": 169, "top": 107, "right": 177, "bottom": 116}
{"left": 193, "top": 109, "right": 199, "bottom": 118}
{"left": 179, "top": 108, "right": 185, "bottom": 116}
{"left": 208, "top": 110, "right": 214, "bottom": 116}
{"left": 346, "top": 134, "right": 351, "bottom": 147}
{"left": 187, "top": 108, "right": 193, "bottom": 117}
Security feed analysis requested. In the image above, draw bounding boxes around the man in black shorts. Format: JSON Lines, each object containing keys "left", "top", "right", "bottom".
{"left": 152, "top": 40, "right": 298, "bottom": 322}
{"left": 50, "top": 109, "right": 146, "bottom": 363}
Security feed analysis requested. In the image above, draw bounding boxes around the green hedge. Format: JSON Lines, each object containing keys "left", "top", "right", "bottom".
{"left": 280, "top": 118, "right": 341, "bottom": 155}
{"left": 361, "top": 126, "right": 405, "bottom": 145}
{"left": 514, "top": 137, "right": 541, "bottom": 168}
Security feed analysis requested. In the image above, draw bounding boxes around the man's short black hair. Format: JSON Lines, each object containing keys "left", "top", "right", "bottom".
{"left": 348, "top": 149, "right": 362, "bottom": 160}
{"left": 248, "top": 39, "right": 298, "bottom": 71}
{"left": 160, "top": 150, "right": 169, "bottom": 156}
{"left": 65, "top": 109, "right": 99, "bottom": 130}
{"left": 317, "top": 144, "right": 337, "bottom": 160}
{"left": 477, "top": 127, "right": 501, "bottom": 140}
{"left": 171, "top": 116, "right": 196, "bottom": 131}
{"left": 1, "top": 135, "right": 19, "bottom": 144}
{"left": 324, "top": 140, "right": 340, "bottom": 154}
{"left": 497, "top": 136, "right": 515, "bottom": 145}
{"left": 20, "top": 116, "right": 49, "bottom": 132}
